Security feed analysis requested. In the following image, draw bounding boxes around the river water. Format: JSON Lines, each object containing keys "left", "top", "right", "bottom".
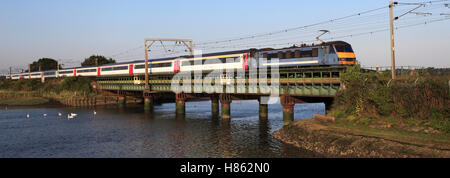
{"left": 0, "top": 100, "right": 325, "bottom": 158}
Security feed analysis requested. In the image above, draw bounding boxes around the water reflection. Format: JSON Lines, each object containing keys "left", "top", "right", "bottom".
{"left": 258, "top": 118, "right": 270, "bottom": 146}
{"left": 218, "top": 119, "right": 232, "bottom": 157}
{"left": 0, "top": 101, "right": 325, "bottom": 158}
{"left": 170, "top": 116, "right": 186, "bottom": 158}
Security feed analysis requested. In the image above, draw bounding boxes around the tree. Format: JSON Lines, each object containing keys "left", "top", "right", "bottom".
{"left": 28, "top": 58, "right": 60, "bottom": 72}
{"left": 81, "top": 55, "right": 116, "bottom": 67}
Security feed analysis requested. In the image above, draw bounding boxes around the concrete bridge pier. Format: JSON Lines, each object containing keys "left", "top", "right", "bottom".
{"left": 144, "top": 96, "right": 153, "bottom": 111}
{"left": 211, "top": 95, "right": 220, "bottom": 117}
{"left": 117, "top": 90, "right": 126, "bottom": 107}
{"left": 220, "top": 94, "right": 232, "bottom": 120}
{"left": 258, "top": 98, "right": 268, "bottom": 119}
{"left": 281, "top": 95, "right": 295, "bottom": 126}
{"left": 176, "top": 93, "right": 186, "bottom": 116}
{"left": 118, "top": 96, "right": 126, "bottom": 107}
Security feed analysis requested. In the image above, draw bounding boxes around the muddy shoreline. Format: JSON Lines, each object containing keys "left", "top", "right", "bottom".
{"left": 274, "top": 119, "right": 450, "bottom": 158}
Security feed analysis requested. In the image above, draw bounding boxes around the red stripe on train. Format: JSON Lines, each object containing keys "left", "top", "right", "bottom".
{"left": 173, "top": 60, "right": 180, "bottom": 73}
{"left": 97, "top": 67, "right": 101, "bottom": 76}
{"left": 242, "top": 54, "right": 248, "bottom": 70}
{"left": 129, "top": 64, "right": 134, "bottom": 75}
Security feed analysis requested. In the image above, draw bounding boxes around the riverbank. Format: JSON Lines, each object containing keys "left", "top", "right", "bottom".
{"left": 0, "top": 97, "right": 50, "bottom": 106}
{"left": 1, "top": 90, "right": 142, "bottom": 107}
{"left": 274, "top": 118, "right": 450, "bottom": 158}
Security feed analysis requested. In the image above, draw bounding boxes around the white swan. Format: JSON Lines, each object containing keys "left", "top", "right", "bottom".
{"left": 67, "top": 113, "right": 77, "bottom": 119}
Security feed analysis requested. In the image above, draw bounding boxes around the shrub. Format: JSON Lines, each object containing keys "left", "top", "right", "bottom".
{"left": 333, "top": 64, "right": 449, "bottom": 121}
{"left": 1, "top": 77, "right": 93, "bottom": 96}
{"left": 334, "top": 110, "right": 345, "bottom": 119}
{"left": 428, "top": 120, "right": 450, "bottom": 133}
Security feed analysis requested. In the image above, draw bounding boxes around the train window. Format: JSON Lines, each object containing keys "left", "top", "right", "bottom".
{"left": 203, "top": 58, "right": 221, "bottom": 64}
{"left": 195, "top": 59, "right": 204, "bottom": 65}
{"left": 301, "top": 50, "right": 312, "bottom": 58}
{"left": 151, "top": 62, "right": 172, "bottom": 68}
{"left": 288, "top": 73, "right": 295, "bottom": 78}
{"left": 280, "top": 73, "right": 287, "bottom": 78}
{"left": 328, "top": 46, "right": 336, "bottom": 54}
{"left": 323, "top": 72, "right": 331, "bottom": 78}
{"left": 334, "top": 45, "right": 354, "bottom": 52}
{"left": 294, "top": 50, "right": 301, "bottom": 58}
{"left": 277, "top": 52, "right": 285, "bottom": 59}
{"left": 233, "top": 57, "right": 240, "bottom": 63}
{"left": 182, "top": 60, "right": 194, "bottom": 66}
{"left": 285, "top": 52, "right": 293, "bottom": 59}
{"left": 44, "top": 72, "right": 56, "bottom": 75}
{"left": 113, "top": 66, "right": 128, "bottom": 70}
{"left": 101, "top": 67, "right": 113, "bottom": 71}
{"left": 135, "top": 64, "right": 145, "bottom": 69}
{"left": 78, "top": 69, "right": 96, "bottom": 73}
{"left": 266, "top": 53, "right": 279, "bottom": 60}
{"left": 296, "top": 73, "right": 303, "bottom": 78}
{"left": 59, "top": 70, "right": 73, "bottom": 74}
{"left": 222, "top": 57, "right": 239, "bottom": 63}
{"left": 312, "top": 48, "right": 318, "bottom": 57}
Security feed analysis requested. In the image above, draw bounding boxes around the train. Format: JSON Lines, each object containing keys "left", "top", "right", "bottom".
{"left": 7, "top": 41, "right": 356, "bottom": 80}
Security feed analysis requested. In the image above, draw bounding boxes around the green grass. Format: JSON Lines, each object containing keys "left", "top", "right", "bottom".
{"left": 0, "top": 97, "right": 49, "bottom": 106}
{"left": 332, "top": 120, "right": 450, "bottom": 149}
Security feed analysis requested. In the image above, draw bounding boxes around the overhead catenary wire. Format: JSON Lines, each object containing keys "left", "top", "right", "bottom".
{"left": 194, "top": 5, "right": 390, "bottom": 46}
{"left": 4, "top": 1, "right": 449, "bottom": 73}
{"left": 105, "top": 0, "right": 449, "bottom": 61}
{"left": 190, "top": 17, "right": 450, "bottom": 52}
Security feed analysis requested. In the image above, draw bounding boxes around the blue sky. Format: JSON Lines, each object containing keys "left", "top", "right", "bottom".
{"left": 1, "top": 0, "right": 449, "bottom": 73}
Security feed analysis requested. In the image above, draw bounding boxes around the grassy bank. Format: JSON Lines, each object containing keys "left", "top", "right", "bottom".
{"left": 0, "top": 97, "right": 50, "bottom": 106}
{"left": 0, "top": 77, "right": 96, "bottom": 106}
{"left": 331, "top": 64, "right": 450, "bottom": 133}
{"left": 275, "top": 65, "right": 449, "bottom": 157}
{"left": 274, "top": 119, "right": 450, "bottom": 158}
{"left": 0, "top": 77, "right": 94, "bottom": 96}
{"left": 332, "top": 118, "right": 450, "bottom": 149}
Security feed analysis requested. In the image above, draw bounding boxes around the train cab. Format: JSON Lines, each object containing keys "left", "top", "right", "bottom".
{"left": 330, "top": 41, "right": 356, "bottom": 65}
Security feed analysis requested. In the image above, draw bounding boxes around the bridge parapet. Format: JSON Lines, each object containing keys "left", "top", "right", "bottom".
{"left": 96, "top": 67, "right": 344, "bottom": 97}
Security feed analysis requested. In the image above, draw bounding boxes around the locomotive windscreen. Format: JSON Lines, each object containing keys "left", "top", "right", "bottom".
{"left": 334, "top": 45, "right": 354, "bottom": 53}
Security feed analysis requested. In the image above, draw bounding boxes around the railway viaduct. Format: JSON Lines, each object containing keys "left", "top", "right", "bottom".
{"left": 96, "top": 66, "right": 344, "bottom": 125}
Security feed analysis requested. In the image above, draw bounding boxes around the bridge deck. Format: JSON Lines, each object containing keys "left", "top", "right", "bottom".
{"left": 97, "top": 68, "right": 344, "bottom": 97}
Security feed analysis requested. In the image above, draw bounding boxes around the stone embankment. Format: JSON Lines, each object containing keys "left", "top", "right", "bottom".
{"left": 56, "top": 96, "right": 142, "bottom": 107}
